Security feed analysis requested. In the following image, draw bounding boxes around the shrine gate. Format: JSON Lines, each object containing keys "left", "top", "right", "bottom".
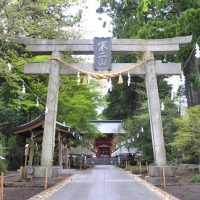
{"left": 18, "top": 35, "right": 192, "bottom": 176}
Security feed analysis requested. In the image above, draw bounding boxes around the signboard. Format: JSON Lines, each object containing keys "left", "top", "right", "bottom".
{"left": 94, "top": 37, "right": 112, "bottom": 71}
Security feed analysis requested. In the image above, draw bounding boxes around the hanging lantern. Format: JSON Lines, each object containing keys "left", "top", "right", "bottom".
{"left": 83, "top": 75, "right": 88, "bottom": 85}
{"left": 118, "top": 74, "right": 123, "bottom": 84}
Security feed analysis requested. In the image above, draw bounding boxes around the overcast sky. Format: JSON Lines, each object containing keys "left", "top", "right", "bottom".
{"left": 80, "top": 0, "right": 112, "bottom": 38}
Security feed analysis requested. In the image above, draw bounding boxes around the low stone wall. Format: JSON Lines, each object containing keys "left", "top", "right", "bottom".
{"left": 178, "top": 164, "right": 200, "bottom": 171}
{"left": 33, "top": 166, "right": 63, "bottom": 178}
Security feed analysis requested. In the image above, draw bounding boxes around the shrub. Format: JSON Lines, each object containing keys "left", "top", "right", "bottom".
{"left": 192, "top": 175, "right": 200, "bottom": 183}
{"left": 0, "top": 160, "right": 7, "bottom": 174}
{"left": 124, "top": 165, "right": 133, "bottom": 171}
{"left": 131, "top": 166, "right": 147, "bottom": 174}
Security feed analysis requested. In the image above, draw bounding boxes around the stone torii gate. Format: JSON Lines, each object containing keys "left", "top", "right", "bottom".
{"left": 19, "top": 36, "right": 192, "bottom": 171}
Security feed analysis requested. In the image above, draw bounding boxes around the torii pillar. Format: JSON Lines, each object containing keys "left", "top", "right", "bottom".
{"left": 41, "top": 51, "right": 61, "bottom": 166}
{"left": 144, "top": 51, "right": 166, "bottom": 166}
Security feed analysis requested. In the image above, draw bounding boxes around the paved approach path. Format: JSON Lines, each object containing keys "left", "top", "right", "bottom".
{"left": 48, "top": 165, "right": 164, "bottom": 200}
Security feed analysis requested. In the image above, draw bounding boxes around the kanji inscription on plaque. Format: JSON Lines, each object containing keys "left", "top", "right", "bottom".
{"left": 94, "top": 37, "right": 112, "bottom": 71}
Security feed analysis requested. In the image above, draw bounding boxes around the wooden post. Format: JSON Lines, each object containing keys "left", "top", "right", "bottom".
{"left": 44, "top": 167, "right": 48, "bottom": 190}
{"left": 66, "top": 145, "right": 69, "bottom": 169}
{"left": 19, "top": 166, "right": 25, "bottom": 180}
{"left": 80, "top": 159, "right": 82, "bottom": 170}
{"left": 162, "top": 167, "right": 166, "bottom": 187}
{"left": 28, "top": 140, "right": 35, "bottom": 166}
{"left": 24, "top": 156, "right": 27, "bottom": 178}
{"left": 139, "top": 161, "right": 142, "bottom": 175}
{"left": 146, "top": 162, "right": 149, "bottom": 174}
{"left": 68, "top": 160, "right": 71, "bottom": 174}
{"left": 0, "top": 172, "right": 4, "bottom": 200}
{"left": 62, "top": 144, "right": 68, "bottom": 168}
{"left": 58, "top": 140, "right": 63, "bottom": 166}
{"left": 19, "top": 166, "right": 23, "bottom": 179}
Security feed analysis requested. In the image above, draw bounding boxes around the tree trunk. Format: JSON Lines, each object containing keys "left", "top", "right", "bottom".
{"left": 183, "top": 52, "right": 200, "bottom": 107}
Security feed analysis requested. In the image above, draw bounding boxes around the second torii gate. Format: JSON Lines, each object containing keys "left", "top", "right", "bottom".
{"left": 19, "top": 35, "right": 192, "bottom": 170}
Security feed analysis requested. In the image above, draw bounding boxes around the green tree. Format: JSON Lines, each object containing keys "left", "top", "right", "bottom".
{"left": 0, "top": 0, "right": 84, "bottom": 39}
{"left": 170, "top": 105, "right": 200, "bottom": 163}
{"left": 0, "top": 0, "right": 85, "bottom": 126}
{"left": 136, "top": 0, "right": 200, "bottom": 106}
{"left": 0, "top": 135, "right": 7, "bottom": 172}
{"left": 103, "top": 76, "right": 146, "bottom": 119}
{"left": 161, "top": 97, "right": 180, "bottom": 162}
{"left": 58, "top": 76, "right": 103, "bottom": 140}
{"left": 121, "top": 97, "right": 179, "bottom": 163}
{"left": 123, "top": 102, "right": 153, "bottom": 163}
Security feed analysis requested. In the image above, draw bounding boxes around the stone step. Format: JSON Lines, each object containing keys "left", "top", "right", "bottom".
{"left": 86, "top": 157, "right": 118, "bottom": 165}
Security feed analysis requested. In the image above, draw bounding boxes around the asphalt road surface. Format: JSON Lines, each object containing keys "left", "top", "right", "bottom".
{"left": 48, "top": 165, "right": 164, "bottom": 200}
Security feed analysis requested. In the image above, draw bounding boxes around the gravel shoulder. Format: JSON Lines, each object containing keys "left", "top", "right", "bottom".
{"left": 4, "top": 172, "right": 72, "bottom": 200}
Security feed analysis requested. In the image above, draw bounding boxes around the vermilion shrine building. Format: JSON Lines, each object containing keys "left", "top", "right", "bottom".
{"left": 92, "top": 120, "right": 125, "bottom": 158}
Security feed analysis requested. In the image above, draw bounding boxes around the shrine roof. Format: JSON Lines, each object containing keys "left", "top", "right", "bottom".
{"left": 91, "top": 120, "right": 126, "bottom": 134}
{"left": 13, "top": 113, "right": 82, "bottom": 140}
{"left": 111, "top": 147, "right": 137, "bottom": 156}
